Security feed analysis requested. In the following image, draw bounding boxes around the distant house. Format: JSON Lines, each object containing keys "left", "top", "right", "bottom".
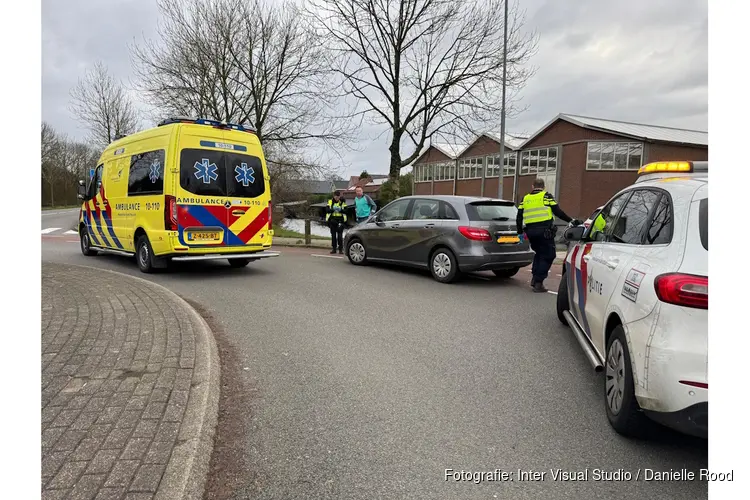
{"left": 341, "top": 174, "right": 390, "bottom": 199}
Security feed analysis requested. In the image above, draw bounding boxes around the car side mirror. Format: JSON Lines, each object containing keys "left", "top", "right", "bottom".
{"left": 374, "top": 214, "right": 385, "bottom": 226}
{"left": 77, "top": 180, "right": 87, "bottom": 200}
{"left": 564, "top": 226, "right": 585, "bottom": 242}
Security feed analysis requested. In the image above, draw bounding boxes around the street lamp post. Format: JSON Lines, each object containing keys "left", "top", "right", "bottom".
{"left": 497, "top": 0, "right": 508, "bottom": 200}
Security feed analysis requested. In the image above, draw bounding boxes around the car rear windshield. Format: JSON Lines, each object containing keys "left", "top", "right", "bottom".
{"left": 466, "top": 202, "right": 518, "bottom": 221}
{"left": 180, "top": 148, "right": 266, "bottom": 198}
{"left": 699, "top": 197, "right": 708, "bottom": 251}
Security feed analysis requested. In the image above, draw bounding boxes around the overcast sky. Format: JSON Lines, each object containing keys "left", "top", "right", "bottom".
{"left": 42, "top": 0, "right": 707, "bottom": 178}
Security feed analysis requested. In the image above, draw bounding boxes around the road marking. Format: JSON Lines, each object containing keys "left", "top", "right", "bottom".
{"left": 41, "top": 228, "right": 61, "bottom": 234}
{"left": 41, "top": 208, "right": 80, "bottom": 216}
{"left": 547, "top": 291, "right": 558, "bottom": 295}
{"left": 64, "top": 230, "right": 78, "bottom": 235}
{"left": 311, "top": 254, "right": 344, "bottom": 260}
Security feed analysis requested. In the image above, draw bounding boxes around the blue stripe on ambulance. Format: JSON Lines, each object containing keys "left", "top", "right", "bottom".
{"left": 84, "top": 211, "right": 101, "bottom": 246}
{"left": 90, "top": 209, "right": 112, "bottom": 247}
{"left": 100, "top": 211, "right": 124, "bottom": 249}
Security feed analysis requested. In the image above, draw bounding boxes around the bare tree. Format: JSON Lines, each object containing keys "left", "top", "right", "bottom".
{"left": 131, "top": 0, "right": 354, "bottom": 166}
{"left": 69, "top": 62, "right": 139, "bottom": 149}
{"left": 41, "top": 122, "right": 64, "bottom": 207}
{"left": 306, "top": 0, "right": 537, "bottom": 189}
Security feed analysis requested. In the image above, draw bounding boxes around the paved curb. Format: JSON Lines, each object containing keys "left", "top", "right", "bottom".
{"left": 45, "top": 263, "right": 220, "bottom": 500}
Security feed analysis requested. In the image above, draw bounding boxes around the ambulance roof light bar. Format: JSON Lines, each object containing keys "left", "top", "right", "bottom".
{"left": 636, "top": 161, "right": 707, "bottom": 180}
{"left": 157, "top": 117, "right": 256, "bottom": 134}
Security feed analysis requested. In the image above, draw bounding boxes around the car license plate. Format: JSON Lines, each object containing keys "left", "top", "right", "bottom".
{"left": 187, "top": 231, "right": 221, "bottom": 242}
{"left": 497, "top": 236, "right": 520, "bottom": 243}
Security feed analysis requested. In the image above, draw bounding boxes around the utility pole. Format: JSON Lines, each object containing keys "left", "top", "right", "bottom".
{"left": 497, "top": 0, "right": 509, "bottom": 200}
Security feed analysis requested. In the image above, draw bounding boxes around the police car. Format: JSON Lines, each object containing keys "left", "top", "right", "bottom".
{"left": 557, "top": 161, "right": 708, "bottom": 438}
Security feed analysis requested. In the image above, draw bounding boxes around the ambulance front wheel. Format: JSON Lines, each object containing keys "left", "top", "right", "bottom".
{"left": 80, "top": 226, "right": 98, "bottom": 257}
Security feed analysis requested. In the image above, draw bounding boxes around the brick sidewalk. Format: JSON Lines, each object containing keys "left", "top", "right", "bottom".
{"left": 41, "top": 263, "right": 219, "bottom": 500}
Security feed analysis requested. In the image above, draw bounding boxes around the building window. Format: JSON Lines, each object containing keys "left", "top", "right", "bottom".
{"left": 458, "top": 157, "right": 483, "bottom": 179}
{"left": 414, "top": 164, "right": 432, "bottom": 182}
{"left": 433, "top": 162, "right": 455, "bottom": 181}
{"left": 520, "top": 147, "right": 558, "bottom": 175}
{"left": 587, "top": 142, "right": 643, "bottom": 170}
{"left": 486, "top": 153, "right": 517, "bottom": 177}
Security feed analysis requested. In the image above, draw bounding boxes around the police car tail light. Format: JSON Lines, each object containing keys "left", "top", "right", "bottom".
{"left": 654, "top": 273, "right": 708, "bottom": 309}
{"left": 165, "top": 195, "right": 178, "bottom": 231}
{"left": 458, "top": 226, "right": 492, "bottom": 241}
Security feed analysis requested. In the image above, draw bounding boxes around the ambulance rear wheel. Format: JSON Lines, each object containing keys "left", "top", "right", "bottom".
{"left": 136, "top": 235, "right": 156, "bottom": 274}
{"left": 80, "top": 227, "right": 97, "bottom": 257}
{"left": 229, "top": 258, "right": 251, "bottom": 268}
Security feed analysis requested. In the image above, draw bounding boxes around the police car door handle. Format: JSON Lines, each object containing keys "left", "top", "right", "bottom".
{"left": 390, "top": 223, "right": 400, "bottom": 228}
{"left": 583, "top": 254, "right": 591, "bottom": 262}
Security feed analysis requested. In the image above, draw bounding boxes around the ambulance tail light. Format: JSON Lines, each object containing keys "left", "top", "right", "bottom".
{"left": 268, "top": 201, "right": 272, "bottom": 229}
{"left": 654, "top": 273, "right": 708, "bottom": 309}
{"left": 458, "top": 226, "right": 492, "bottom": 241}
{"left": 165, "top": 195, "right": 178, "bottom": 231}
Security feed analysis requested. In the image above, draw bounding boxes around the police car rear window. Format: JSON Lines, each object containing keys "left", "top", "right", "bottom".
{"left": 180, "top": 149, "right": 265, "bottom": 198}
{"left": 699, "top": 198, "right": 708, "bottom": 251}
{"left": 466, "top": 202, "right": 517, "bottom": 221}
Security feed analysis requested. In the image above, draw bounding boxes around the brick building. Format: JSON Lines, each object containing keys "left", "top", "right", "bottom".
{"left": 410, "top": 114, "right": 708, "bottom": 219}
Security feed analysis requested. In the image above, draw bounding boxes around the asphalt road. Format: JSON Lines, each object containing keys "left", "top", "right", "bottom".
{"left": 42, "top": 212, "right": 707, "bottom": 500}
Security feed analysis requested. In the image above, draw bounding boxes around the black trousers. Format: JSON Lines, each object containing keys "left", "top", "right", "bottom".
{"left": 525, "top": 225, "right": 557, "bottom": 284}
{"left": 330, "top": 220, "right": 344, "bottom": 250}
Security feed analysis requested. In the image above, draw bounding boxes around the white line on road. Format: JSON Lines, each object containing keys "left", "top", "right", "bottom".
{"left": 547, "top": 291, "right": 558, "bottom": 295}
{"left": 64, "top": 230, "right": 78, "bottom": 235}
{"left": 41, "top": 228, "right": 61, "bottom": 234}
{"left": 311, "top": 254, "right": 344, "bottom": 260}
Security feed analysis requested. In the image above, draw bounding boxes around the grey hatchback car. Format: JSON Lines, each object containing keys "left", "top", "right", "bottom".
{"left": 343, "top": 195, "right": 534, "bottom": 283}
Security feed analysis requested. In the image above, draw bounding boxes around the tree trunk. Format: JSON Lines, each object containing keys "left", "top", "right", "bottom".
{"left": 388, "top": 133, "right": 403, "bottom": 197}
{"left": 49, "top": 181, "right": 55, "bottom": 208}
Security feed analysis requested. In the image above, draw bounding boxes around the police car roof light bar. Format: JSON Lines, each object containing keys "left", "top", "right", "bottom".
{"left": 637, "top": 161, "right": 708, "bottom": 176}
{"left": 157, "top": 117, "right": 257, "bottom": 134}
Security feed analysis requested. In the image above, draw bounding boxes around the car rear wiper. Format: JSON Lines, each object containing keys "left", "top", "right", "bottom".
{"left": 491, "top": 217, "right": 510, "bottom": 221}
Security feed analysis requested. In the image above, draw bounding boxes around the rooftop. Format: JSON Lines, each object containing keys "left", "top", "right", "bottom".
{"left": 528, "top": 113, "right": 708, "bottom": 147}
{"left": 484, "top": 132, "right": 529, "bottom": 150}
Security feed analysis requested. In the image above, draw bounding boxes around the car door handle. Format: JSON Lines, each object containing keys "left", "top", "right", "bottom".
{"left": 424, "top": 223, "right": 435, "bottom": 228}
{"left": 231, "top": 209, "right": 246, "bottom": 216}
{"left": 583, "top": 254, "right": 591, "bottom": 262}
{"left": 390, "top": 224, "right": 400, "bottom": 228}
{"left": 101, "top": 200, "right": 108, "bottom": 206}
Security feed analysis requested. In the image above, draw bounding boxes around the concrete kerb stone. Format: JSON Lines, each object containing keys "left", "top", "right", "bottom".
{"left": 47, "top": 263, "right": 220, "bottom": 500}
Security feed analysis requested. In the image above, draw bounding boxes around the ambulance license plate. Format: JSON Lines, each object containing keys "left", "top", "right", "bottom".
{"left": 497, "top": 236, "right": 520, "bottom": 243}
{"left": 187, "top": 231, "right": 221, "bottom": 242}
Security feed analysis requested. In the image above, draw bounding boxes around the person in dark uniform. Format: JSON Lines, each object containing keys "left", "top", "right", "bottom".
{"left": 516, "top": 178, "right": 581, "bottom": 292}
{"left": 326, "top": 190, "right": 348, "bottom": 254}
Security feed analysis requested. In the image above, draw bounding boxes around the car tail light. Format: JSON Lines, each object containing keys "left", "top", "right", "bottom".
{"left": 654, "top": 273, "right": 708, "bottom": 309}
{"left": 268, "top": 201, "right": 272, "bottom": 229}
{"left": 165, "top": 195, "right": 178, "bottom": 231}
{"left": 458, "top": 226, "right": 492, "bottom": 241}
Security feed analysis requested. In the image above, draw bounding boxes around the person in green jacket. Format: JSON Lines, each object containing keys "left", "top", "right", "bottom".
{"left": 353, "top": 186, "right": 377, "bottom": 223}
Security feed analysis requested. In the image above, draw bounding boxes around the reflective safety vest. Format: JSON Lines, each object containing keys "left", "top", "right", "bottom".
{"left": 592, "top": 213, "right": 606, "bottom": 233}
{"left": 326, "top": 199, "right": 347, "bottom": 222}
{"left": 521, "top": 190, "right": 555, "bottom": 225}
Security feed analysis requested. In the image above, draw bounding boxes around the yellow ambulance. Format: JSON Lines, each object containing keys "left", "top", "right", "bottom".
{"left": 76, "top": 117, "right": 278, "bottom": 273}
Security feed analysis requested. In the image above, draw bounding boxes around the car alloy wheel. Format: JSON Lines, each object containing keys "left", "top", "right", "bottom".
{"left": 349, "top": 242, "right": 365, "bottom": 263}
{"left": 605, "top": 338, "right": 626, "bottom": 415}
{"left": 432, "top": 252, "right": 452, "bottom": 279}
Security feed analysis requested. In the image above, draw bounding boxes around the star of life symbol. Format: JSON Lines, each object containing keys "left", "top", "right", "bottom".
{"left": 234, "top": 163, "right": 255, "bottom": 187}
{"left": 149, "top": 160, "right": 161, "bottom": 183}
{"left": 194, "top": 158, "right": 219, "bottom": 184}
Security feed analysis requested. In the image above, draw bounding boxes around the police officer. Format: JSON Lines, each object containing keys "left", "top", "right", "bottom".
{"left": 326, "top": 190, "right": 348, "bottom": 254}
{"left": 516, "top": 178, "right": 581, "bottom": 292}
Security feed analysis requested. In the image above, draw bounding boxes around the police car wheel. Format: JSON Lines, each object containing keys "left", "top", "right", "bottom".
{"left": 556, "top": 274, "right": 569, "bottom": 326}
{"left": 347, "top": 239, "right": 367, "bottom": 265}
{"left": 491, "top": 268, "right": 519, "bottom": 278}
{"left": 430, "top": 248, "right": 459, "bottom": 283}
{"left": 136, "top": 235, "right": 155, "bottom": 274}
{"left": 80, "top": 227, "right": 97, "bottom": 257}
{"left": 229, "top": 258, "right": 251, "bottom": 268}
{"left": 605, "top": 325, "right": 649, "bottom": 437}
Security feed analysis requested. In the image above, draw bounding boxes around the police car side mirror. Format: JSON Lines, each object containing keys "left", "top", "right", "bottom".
{"left": 564, "top": 226, "right": 585, "bottom": 242}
